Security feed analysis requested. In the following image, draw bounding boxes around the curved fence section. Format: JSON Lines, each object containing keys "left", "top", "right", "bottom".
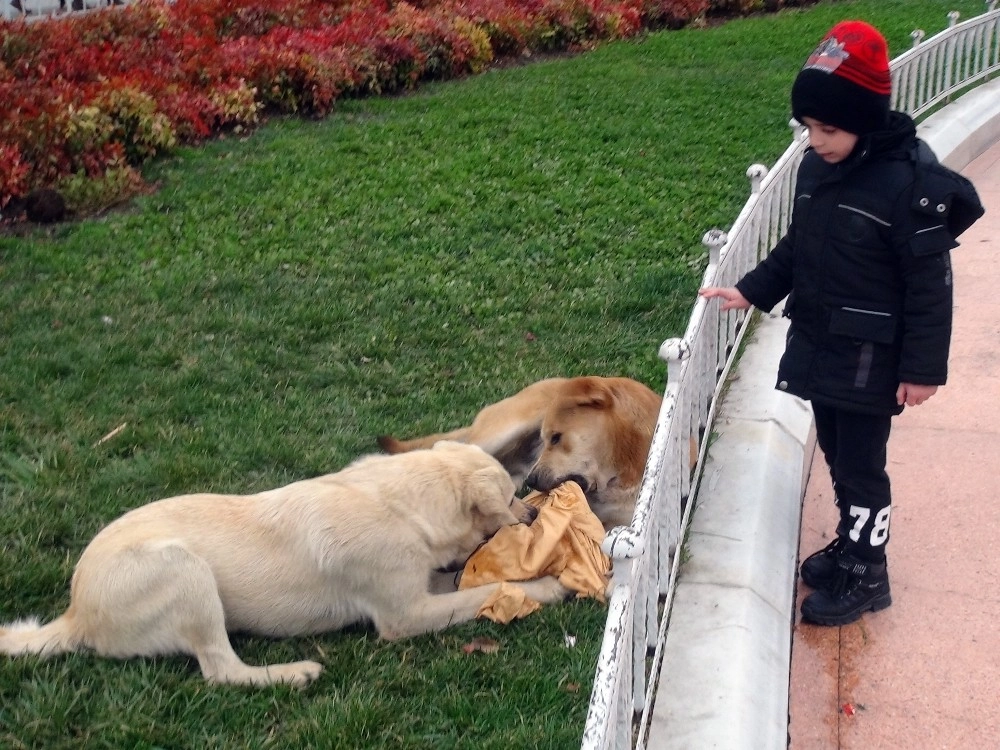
{"left": 894, "top": 2, "right": 1000, "bottom": 118}
{"left": 1, "top": 0, "right": 125, "bottom": 21}
{"left": 582, "top": 7, "right": 1000, "bottom": 750}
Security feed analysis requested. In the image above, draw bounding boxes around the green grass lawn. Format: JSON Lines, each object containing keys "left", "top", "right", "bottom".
{"left": 0, "top": 1, "right": 984, "bottom": 747}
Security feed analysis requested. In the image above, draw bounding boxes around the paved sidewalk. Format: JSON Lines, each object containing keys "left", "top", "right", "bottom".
{"left": 789, "top": 138, "right": 1000, "bottom": 748}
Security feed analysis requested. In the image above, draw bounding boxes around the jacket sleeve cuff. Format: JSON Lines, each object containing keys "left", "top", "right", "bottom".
{"left": 897, "top": 371, "right": 947, "bottom": 386}
{"left": 735, "top": 280, "right": 775, "bottom": 313}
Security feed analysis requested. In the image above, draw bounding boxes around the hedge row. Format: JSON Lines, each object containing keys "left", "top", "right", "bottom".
{"left": 0, "top": 0, "right": 810, "bottom": 217}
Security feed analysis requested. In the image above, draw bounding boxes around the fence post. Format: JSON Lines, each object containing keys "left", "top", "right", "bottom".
{"left": 747, "top": 163, "right": 768, "bottom": 196}
{"left": 701, "top": 228, "right": 726, "bottom": 268}
{"left": 700, "top": 229, "right": 735, "bottom": 385}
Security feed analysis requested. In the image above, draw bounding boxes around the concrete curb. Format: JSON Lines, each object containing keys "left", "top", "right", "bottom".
{"left": 918, "top": 78, "right": 1000, "bottom": 170}
{"left": 645, "top": 80, "right": 1000, "bottom": 750}
{"left": 648, "top": 310, "right": 813, "bottom": 750}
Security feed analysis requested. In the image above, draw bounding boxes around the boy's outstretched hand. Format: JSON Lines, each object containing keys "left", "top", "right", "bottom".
{"left": 700, "top": 289, "right": 940, "bottom": 407}
{"left": 699, "top": 286, "right": 751, "bottom": 312}
{"left": 897, "top": 383, "right": 938, "bottom": 407}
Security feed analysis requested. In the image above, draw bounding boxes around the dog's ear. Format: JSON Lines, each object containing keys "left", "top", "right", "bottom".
{"left": 566, "top": 377, "right": 614, "bottom": 410}
{"left": 466, "top": 465, "right": 516, "bottom": 513}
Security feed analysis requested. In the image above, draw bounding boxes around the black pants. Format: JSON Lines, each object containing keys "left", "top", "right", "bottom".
{"left": 812, "top": 403, "right": 893, "bottom": 563}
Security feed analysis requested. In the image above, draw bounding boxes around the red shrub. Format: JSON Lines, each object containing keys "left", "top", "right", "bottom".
{"left": 0, "top": 143, "right": 29, "bottom": 209}
{"left": 639, "top": 0, "right": 709, "bottom": 28}
{"left": 0, "top": 0, "right": 711, "bottom": 213}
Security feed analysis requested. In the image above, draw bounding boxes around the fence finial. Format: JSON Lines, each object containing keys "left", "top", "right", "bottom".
{"left": 948, "top": 11, "right": 960, "bottom": 27}
{"left": 789, "top": 118, "right": 807, "bottom": 141}
{"left": 701, "top": 228, "right": 727, "bottom": 266}
{"left": 659, "top": 337, "right": 690, "bottom": 388}
{"left": 601, "top": 525, "right": 645, "bottom": 559}
{"left": 659, "top": 336, "right": 691, "bottom": 365}
{"left": 746, "top": 164, "right": 768, "bottom": 195}
{"left": 911, "top": 29, "right": 926, "bottom": 47}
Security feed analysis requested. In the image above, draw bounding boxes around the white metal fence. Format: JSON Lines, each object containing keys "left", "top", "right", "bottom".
{"left": 1, "top": 0, "right": 124, "bottom": 21}
{"left": 581, "top": 5, "right": 1000, "bottom": 749}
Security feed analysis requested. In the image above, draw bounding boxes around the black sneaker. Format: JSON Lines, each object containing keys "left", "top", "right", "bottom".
{"left": 799, "top": 536, "right": 847, "bottom": 590}
{"left": 800, "top": 554, "right": 892, "bottom": 626}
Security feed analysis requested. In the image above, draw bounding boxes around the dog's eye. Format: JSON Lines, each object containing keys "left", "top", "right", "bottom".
{"left": 550, "top": 433, "right": 562, "bottom": 446}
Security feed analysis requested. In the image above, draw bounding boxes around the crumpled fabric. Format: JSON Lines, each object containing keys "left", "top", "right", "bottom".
{"left": 460, "top": 481, "right": 612, "bottom": 623}
{"left": 475, "top": 582, "right": 544, "bottom": 623}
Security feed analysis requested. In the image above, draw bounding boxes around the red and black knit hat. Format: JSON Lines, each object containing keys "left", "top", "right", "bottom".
{"left": 791, "top": 20, "right": 892, "bottom": 136}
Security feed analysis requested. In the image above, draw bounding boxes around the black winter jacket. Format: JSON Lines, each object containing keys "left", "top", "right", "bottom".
{"left": 736, "top": 112, "right": 984, "bottom": 415}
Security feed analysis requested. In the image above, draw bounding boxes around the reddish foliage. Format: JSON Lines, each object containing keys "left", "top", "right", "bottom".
{"left": 0, "top": 143, "right": 29, "bottom": 209}
{"left": 0, "top": 0, "right": 711, "bottom": 211}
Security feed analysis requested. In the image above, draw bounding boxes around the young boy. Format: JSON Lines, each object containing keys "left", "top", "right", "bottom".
{"left": 700, "top": 20, "right": 983, "bottom": 626}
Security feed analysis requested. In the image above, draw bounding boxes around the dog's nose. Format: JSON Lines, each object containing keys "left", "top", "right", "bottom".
{"left": 525, "top": 469, "right": 552, "bottom": 491}
{"left": 527, "top": 469, "right": 590, "bottom": 495}
{"left": 525, "top": 504, "right": 539, "bottom": 523}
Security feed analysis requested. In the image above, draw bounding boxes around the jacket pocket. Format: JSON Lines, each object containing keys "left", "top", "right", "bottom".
{"left": 829, "top": 306, "right": 897, "bottom": 344}
{"left": 832, "top": 203, "right": 889, "bottom": 247}
{"left": 908, "top": 224, "right": 958, "bottom": 256}
{"left": 821, "top": 307, "right": 899, "bottom": 396}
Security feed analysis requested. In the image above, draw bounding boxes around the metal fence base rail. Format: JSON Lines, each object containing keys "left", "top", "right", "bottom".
{"left": 581, "top": 7, "right": 1000, "bottom": 749}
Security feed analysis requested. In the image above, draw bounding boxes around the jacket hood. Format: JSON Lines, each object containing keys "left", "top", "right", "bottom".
{"left": 862, "top": 110, "right": 918, "bottom": 158}
{"left": 819, "top": 111, "right": 917, "bottom": 175}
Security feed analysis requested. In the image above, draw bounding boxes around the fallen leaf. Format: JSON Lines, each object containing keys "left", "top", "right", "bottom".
{"left": 462, "top": 637, "right": 500, "bottom": 655}
{"left": 93, "top": 422, "right": 128, "bottom": 447}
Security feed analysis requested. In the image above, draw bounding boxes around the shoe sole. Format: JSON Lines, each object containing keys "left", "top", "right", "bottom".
{"left": 800, "top": 592, "right": 893, "bottom": 626}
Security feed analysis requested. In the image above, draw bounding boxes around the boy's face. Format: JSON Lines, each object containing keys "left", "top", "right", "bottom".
{"left": 800, "top": 117, "right": 859, "bottom": 164}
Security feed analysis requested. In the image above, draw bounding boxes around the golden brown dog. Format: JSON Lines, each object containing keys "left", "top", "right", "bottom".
{"left": 379, "top": 376, "right": 663, "bottom": 530}
{"left": 0, "top": 442, "right": 568, "bottom": 687}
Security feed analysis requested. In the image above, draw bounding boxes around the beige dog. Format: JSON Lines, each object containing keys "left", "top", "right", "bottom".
{"left": 0, "top": 442, "right": 568, "bottom": 687}
{"left": 379, "top": 376, "right": 663, "bottom": 530}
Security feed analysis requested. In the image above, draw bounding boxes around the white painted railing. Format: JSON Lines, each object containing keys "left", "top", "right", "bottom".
{"left": 582, "top": 6, "right": 1000, "bottom": 749}
{"left": 1, "top": 0, "right": 125, "bottom": 21}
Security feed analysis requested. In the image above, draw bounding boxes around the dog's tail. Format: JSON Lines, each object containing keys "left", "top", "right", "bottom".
{"left": 377, "top": 430, "right": 470, "bottom": 454}
{"left": 0, "top": 613, "right": 81, "bottom": 658}
{"left": 376, "top": 434, "right": 409, "bottom": 453}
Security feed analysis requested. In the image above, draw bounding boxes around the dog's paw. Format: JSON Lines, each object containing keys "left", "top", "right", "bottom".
{"left": 522, "top": 576, "right": 572, "bottom": 604}
{"left": 274, "top": 659, "right": 324, "bottom": 687}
